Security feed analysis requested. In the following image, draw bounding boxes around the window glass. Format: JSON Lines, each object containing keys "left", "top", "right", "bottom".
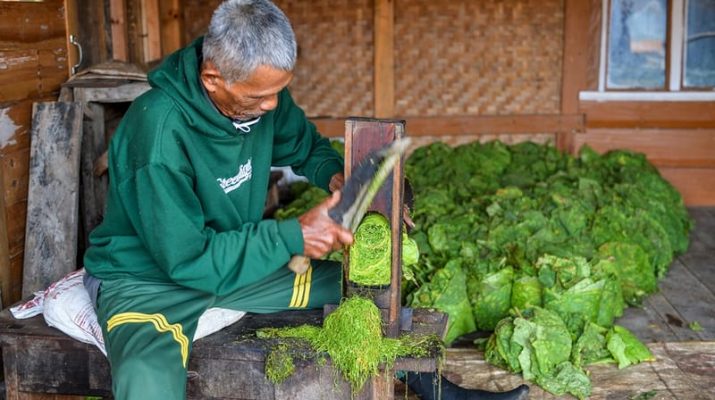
{"left": 607, "top": 0, "right": 667, "bottom": 89}
{"left": 684, "top": 0, "right": 715, "bottom": 88}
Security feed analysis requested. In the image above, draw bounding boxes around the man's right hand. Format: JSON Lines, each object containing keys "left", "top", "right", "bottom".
{"left": 298, "top": 191, "right": 354, "bottom": 258}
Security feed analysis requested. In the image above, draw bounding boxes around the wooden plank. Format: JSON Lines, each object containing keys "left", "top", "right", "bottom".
{"left": 679, "top": 238, "right": 715, "bottom": 302}
{"left": 158, "top": 0, "right": 183, "bottom": 56}
{"left": 444, "top": 342, "right": 715, "bottom": 399}
{"left": 141, "top": 0, "right": 162, "bottom": 63}
{"left": 573, "top": 129, "right": 715, "bottom": 168}
{"left": 0, "top": 47, "right": 68, "bottom": 102}
{"left": 0, "top": 0, "right": 66, "bottom": 50}
{"left": 0, "top": 156, "right": 9, "bottom": 309}
{"left": 617, "top": 297, "right": 681, "bottom": 343}
{"left": 64, "top": 0, "right": 80, "bottom": 76}
{"left": 657, "top": 260, "right": 715, "bottom": 339}
{"left": 687, "top": 208, "right": 715, "bottom": 249}
{"left": 7, "top": 253, "right": 23, "bottom": 305}
{"left": 374, "top": 0, "right": 395, "bottom": 118}
{"left": 312, "top": 115, "right": 584, "bottom": 138}
{"left": 5, "top": 202, "right": 27, "bottom": 253}
{"left": 2, "top": 149, "right": 30, "bottom": 206}
{"left": 0, "top": 101, "right": 32, "bottom": 154}
{"left": 584, "top": 0, "right": 602, "bottom": 92}
{"left": 641, "top": 292, "right": 704, "bottom": 341}
{"left": 659, "top": 168, "right": 715, "bottom": 207}
{"left": 72, "top": 81, "right": 151, "bottom": 103}
{"left": 580, "top": 101, "right": 715, "bottom": 129}
{"left": 22, "top": 102, "right": 83, "bottom": 298}
{"left": 110, "top": 0, "right": 130, "bottom": 61}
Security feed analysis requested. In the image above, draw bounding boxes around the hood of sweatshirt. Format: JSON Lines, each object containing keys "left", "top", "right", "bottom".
{"left": 147, "top": 36, "right": 241, "bottom": 139}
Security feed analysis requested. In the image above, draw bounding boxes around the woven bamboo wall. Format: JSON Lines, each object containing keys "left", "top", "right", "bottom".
{"left": 182, "top": 0, "right": 564, "bottom": 118}
{"left": 394, "top": 0, "right": 563, "bottom": 116}
{"left": 273, "top": 0, "right": 375, "bottom": 118}
{"left": 182, "top": 0, "right": 375, "bottom": 118}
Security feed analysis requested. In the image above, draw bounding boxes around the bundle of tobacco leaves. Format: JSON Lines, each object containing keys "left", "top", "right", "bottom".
{"left": 271, "top": 140, "right": 690, "bottom": 398}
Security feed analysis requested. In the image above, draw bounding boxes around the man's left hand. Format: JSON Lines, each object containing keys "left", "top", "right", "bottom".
{"left": 328, "top": 172, "right": 344, "bottom": 193}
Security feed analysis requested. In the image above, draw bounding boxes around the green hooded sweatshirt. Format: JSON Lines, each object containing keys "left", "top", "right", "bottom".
{"left": 83, "top": 38, "right": 343, "bottom": 295}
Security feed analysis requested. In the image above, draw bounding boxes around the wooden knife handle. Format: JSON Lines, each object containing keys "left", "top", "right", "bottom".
{"left": 287, "top": 255, "right": 311, "bottom": 275}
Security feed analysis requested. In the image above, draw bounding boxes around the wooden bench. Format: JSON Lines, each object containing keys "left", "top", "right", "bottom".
{"left": 0, "top": 307, "right": 445, "bottom": 399}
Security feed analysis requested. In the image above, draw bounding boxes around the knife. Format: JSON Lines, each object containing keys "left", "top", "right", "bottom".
{"left": 287, "top": 137, "right": 411, "bottom": 274}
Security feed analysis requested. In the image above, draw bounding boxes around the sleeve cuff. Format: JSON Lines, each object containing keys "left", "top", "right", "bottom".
{"left": 277, "top": 218, "right": 304, "bottom": 255}
{"left": 314, "top": 159, "right": 344, "bottom": 192}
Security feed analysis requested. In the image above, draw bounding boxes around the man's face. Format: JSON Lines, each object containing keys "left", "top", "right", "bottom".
{"left": 201, "top": 63, "right": 293, "bottom": 121}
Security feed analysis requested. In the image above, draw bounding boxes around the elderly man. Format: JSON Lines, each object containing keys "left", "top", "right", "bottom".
{"left": 83, "top": 1, "right": 527, "bottom": 399}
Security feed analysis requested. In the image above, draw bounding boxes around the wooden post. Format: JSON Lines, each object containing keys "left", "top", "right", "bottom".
{"left": 374, "top": 0, "right": 395, "bottom": 118}
{"left": 0, "top": 158, "right": 10, "bottom": 309}
{"left": 560, "top": 0, "right": 599, "bottom": 153}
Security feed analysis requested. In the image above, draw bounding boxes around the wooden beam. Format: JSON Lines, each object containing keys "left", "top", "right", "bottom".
{"left": 140, "top": 0, "right": 162, "bottom": 63}
{"left": 374, "top": 0, "right": 395, "bottom": 118}
{"left": 312, "top": 114, "right": 584, "bottom": 138}
{"left": 159, "top": 0, "right": 183, "bottom": 56}
{"left": 660, "top": 168, "right": 715, "bottom": 206}
{"left": 580, "top": 101, "right": 715, "bottom": 129}
{"left": 110, "top": 0, "right": 129, "bottom": 61}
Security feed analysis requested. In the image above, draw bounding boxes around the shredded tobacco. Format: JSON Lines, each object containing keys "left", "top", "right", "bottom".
{"left": 259, "top": 297, "right": 441, "bottom": 393}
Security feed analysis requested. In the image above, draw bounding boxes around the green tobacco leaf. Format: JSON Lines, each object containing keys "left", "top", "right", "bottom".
{"left": 607, "top": 325, "right": 655, "bottom": 369}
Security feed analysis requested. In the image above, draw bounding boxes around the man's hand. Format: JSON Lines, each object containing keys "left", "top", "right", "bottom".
{"left": 328, "top": 172, "right": 345, "bottom": 193}
{"left": 298, "top": 191, "right": 353, "bottom": 258}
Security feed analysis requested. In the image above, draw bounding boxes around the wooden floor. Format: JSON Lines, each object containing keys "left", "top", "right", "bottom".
{"left": 438, "top": 207, "right": 715, "bottom": 400}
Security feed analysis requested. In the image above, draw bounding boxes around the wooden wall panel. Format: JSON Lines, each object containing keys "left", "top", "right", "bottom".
{"left": 574, "top": 130, "right": 715, "bottom": 205}
{"left": 0, "top": 0, "right": 68, "bottom": 305}
{"left": 659, "top": 169, "right": 715, "bottom": 206}
{"left": 0, "top": 0, "right": 66, "bottom": 50}
{"left": 574, "top": 129, "right": 715, "bottom": 168}
{"left": 0, "top": 48, "right": 67, "bottom": 102}
{"left": 581, "top": 101, "right": 715, "bottom": 129}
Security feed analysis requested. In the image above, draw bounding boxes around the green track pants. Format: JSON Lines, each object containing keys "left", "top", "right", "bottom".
{"left": 95, "top": 260, "right": 342, "bottom": 400}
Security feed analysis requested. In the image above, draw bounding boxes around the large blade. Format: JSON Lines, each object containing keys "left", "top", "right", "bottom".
{"left": 329, "top": 137, "right": 411, "bottom": 231}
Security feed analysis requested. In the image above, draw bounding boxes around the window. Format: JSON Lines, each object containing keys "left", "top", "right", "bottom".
{"left": 581, "top": 0, "right": 715, "bottom": 101}
{"left": 684, "top": 0, "right": 715, "bottom": 88}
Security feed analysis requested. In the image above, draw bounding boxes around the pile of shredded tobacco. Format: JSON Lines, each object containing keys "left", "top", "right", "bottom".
{"left": 258, "top": 296, "right": 441, "bottom": 393}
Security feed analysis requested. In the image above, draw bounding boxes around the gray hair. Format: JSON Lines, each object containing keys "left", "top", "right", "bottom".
{"left": 202, "top": 0, "right": 297, "bottom": 83}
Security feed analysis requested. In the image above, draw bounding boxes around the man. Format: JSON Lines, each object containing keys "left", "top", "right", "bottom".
{"left": 84, "top": 1, "right": 528, "bottom": 399}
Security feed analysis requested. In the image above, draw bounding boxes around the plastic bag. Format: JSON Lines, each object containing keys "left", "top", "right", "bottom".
{"left": 10, "top": 269, "right": 245, "bottom": 356}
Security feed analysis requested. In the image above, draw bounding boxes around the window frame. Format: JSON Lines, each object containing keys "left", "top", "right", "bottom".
{"left": 580, "top": 0, "right": 715, "bottom": 101}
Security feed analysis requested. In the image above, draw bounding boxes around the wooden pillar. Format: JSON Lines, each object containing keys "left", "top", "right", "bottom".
{"left": 560, "top": 0, "right": 600, "bottom": 153}
{"left": 374, "top": 0, "right": 395, "bottom": 118}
